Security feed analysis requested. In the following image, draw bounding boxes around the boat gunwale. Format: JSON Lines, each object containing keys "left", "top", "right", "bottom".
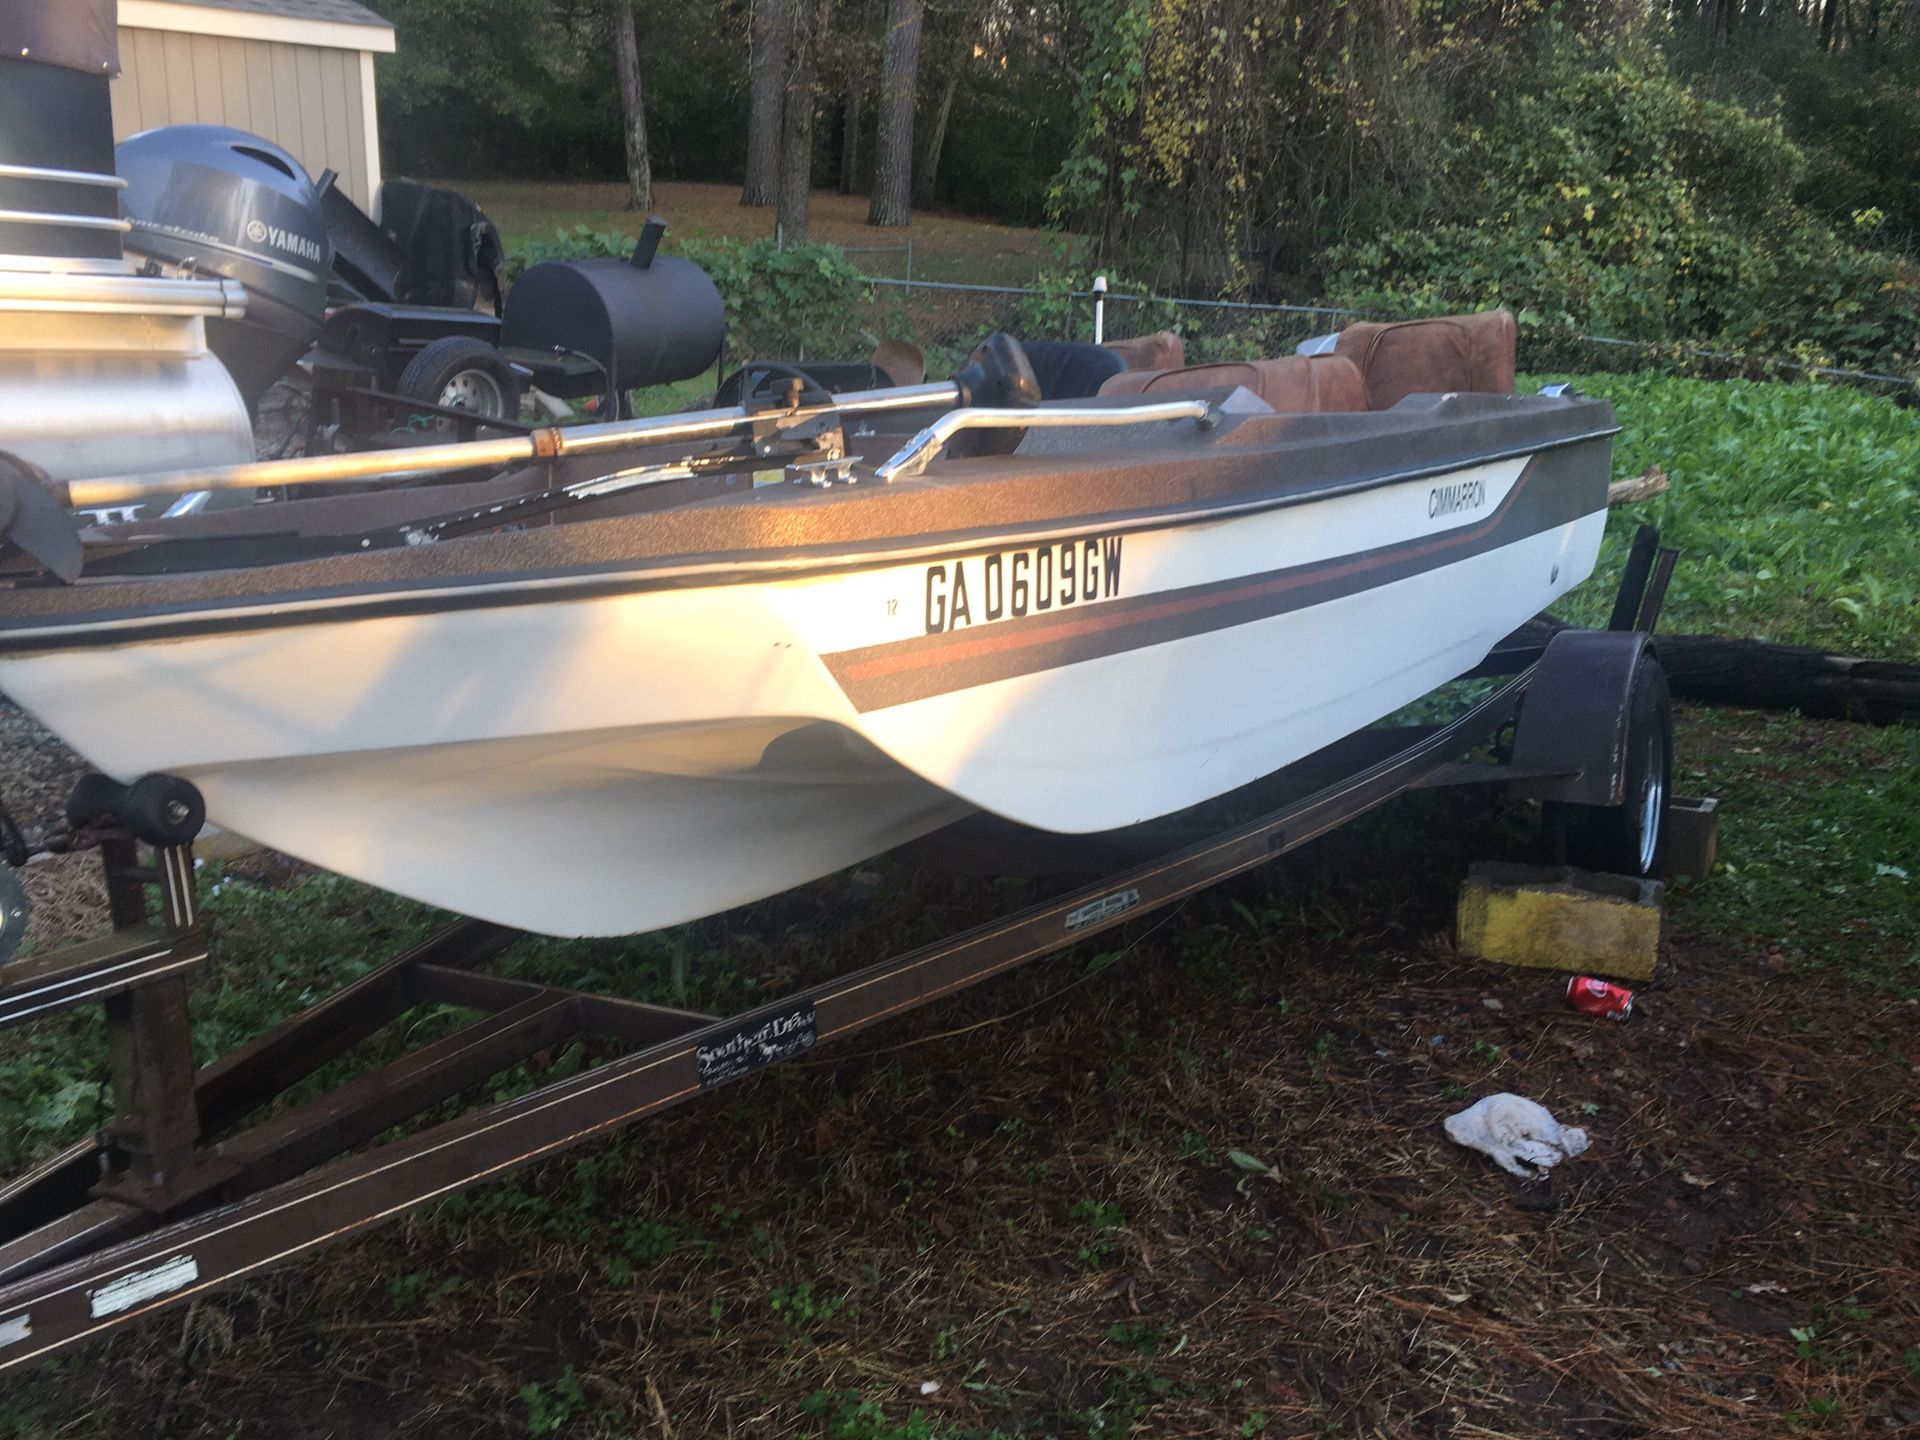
{"left": 0, "top": 415, "right": 1618, "bottom": 655}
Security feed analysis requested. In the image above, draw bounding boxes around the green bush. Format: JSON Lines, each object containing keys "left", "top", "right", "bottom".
{"left": 678, "top": 236, "right": 873, "bottom": 361}
{"left": 1329, "top": 52, "right": 1920, "bottom": 376}
{"left": 500, "top": 223, "right": 631, "bottom": 283}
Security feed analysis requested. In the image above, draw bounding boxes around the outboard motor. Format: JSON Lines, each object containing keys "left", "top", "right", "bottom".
{"left": 0, "top": 0, "right": 253, "bottom": 525}
{"left": 117, "top": 126, "right": 332, "bottom": 409}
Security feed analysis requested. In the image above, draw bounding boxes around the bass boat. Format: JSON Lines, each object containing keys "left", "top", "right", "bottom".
{"left": 0, "top": 316, "right": 1615, "bottom": 936}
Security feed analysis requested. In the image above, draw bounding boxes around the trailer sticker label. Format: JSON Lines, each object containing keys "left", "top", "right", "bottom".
{"left": 924, "top": 535, "right": 1124, "bottom": 635}
{"left": 0, "top": 1313, "right": 28, "bottom": 1348}
{"left": 1066, "top": 888, "right": 1141, "bottom": 932}
{"left": 87, "top": 1253, "right": 199, "bottom": 1319}
{"left": 695, "top": 1003, "right": 817, "bottom": 1088}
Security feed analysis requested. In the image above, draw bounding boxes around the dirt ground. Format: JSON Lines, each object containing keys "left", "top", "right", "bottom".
{"left": 0, "top": 705, "right": 1915, "bottom": 1438}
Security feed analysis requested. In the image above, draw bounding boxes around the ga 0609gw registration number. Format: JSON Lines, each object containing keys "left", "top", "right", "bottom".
{"left": 923, "top": 535, "right": 1124, "bottom": 635}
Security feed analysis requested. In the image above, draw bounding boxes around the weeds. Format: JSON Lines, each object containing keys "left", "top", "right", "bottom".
{"left": 770, "top": 1280, "right": 849, "bottom": 1330}
{"left": 1071, "top": 1198, "right": 1127, "bottom": 1267}
{"left": 1544, "top": 372, "right": 1920, "bottom": 658}
{"left": 519, "top": 1366, "right": 587, "bottom": 1438}
{"left": 1791, "top": 1298, "right": 1873, "bottom": 1371}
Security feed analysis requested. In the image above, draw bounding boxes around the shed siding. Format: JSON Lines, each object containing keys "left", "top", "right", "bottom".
{"left": 110, "top": 26, "right": 378, "bottom": 209}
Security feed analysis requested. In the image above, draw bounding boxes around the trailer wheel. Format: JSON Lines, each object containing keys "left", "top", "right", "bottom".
{"left": 397, "top": 336, "right": 519, "bottom": 422}
{"left": 1544, "top": 657, "right": 1672, "bottom": 877}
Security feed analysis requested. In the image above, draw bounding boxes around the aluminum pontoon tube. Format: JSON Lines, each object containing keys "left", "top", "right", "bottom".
{"left": 57, "top": 381, "right": 964, "bottom": 509}
{"left": 874, "top": 399, "right": 1215, "bottom": 481}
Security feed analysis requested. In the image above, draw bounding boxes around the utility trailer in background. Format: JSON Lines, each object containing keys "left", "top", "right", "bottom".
{"left": 0, "top": 531, "right": 1676, "bottom": 1371}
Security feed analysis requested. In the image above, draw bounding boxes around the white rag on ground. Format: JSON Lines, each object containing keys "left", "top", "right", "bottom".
{"left": 1443, "top": 1093, "right": 1591, "bottom": 1178}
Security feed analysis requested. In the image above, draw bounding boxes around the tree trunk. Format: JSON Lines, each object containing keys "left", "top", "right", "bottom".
{"left": 839, "top": 85, "right": 863, "bottom": 194}
{"left": 742, "top": 0, "right": 787, "bottom": 207}
{"left": 610, "top": 1, "right": 651, "bottom": 213}
{"left": 775, "top": 0, "right": 827, "bottom": 246}
{"left": 913, "top": 60, "right": 961, "bottom": 209}
{"left": 1653, "top": 635, "right": 1920, "bottom": 726}
{"left": 866, "top": 0, "right": 923, "bottom": 227}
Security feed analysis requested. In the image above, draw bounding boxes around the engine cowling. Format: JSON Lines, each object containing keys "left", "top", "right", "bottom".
{"left": 117, "top": 125, "right": 332, "bottom": 408}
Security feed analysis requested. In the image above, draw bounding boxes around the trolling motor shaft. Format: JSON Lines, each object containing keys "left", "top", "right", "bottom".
{"left": 48, "top": 332, "right": 1050, "bottom": 510}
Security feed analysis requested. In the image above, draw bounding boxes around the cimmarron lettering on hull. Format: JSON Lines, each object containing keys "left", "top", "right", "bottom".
{"left": 925, "top": 536, "right": 1124, "bottom": 635}
{"left": 1428, "top": 477, "right": 1487, "bottom": 518}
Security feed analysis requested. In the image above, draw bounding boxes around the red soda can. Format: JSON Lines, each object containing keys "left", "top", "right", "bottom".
{"left": 1566, "top": 975, "right": 1634, "bottom": 1021}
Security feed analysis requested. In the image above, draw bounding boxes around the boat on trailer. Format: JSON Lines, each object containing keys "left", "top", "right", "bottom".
{"left": 0, "top": 0, "right": 1690, "bottom": 1374}
{"left": 1, "top": 315, "right": 1615, "bottom": 935}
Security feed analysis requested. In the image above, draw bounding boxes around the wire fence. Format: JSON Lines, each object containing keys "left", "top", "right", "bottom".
{"left": 855, "top": 275, "right": 1918, "bottom": 398}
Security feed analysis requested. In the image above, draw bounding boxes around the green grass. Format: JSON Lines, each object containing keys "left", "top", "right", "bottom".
{"left": 441, "top": 178, "right": 1050, "bottom": 286}
{"left": 1675, "top": 710, "right": 1919, "bottom": 992}
{"left": 1546, "top": 372, "right": 1920, "bottom": 658}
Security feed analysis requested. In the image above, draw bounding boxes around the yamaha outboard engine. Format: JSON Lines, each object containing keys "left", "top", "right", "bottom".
{"left": 0, "top": 0, "right": 254, "bottom": 524}
{"left": 117, "top": 126, "right": 332, "bottom": 409}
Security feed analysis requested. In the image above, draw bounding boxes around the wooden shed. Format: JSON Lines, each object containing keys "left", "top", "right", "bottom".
{"left": 110, "top": 0, "right": 394, "bottom": 210}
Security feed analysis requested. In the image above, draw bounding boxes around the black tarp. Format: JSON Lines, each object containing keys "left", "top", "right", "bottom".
{"left": 0, "top": 0, "right": 119, "bottom": 76}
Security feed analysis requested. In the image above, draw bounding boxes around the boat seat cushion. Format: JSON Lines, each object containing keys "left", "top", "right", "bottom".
{"left": 1332, "top": 309, "right": 1516, "bottom": 410}
{"left": 1104, "top": 330, "right": 1185, "bottom": 372}
{"left": 1097, "top": 354, "right": 1369, "bottom": 414}
{"left": 1020, "top": 340, "right": 1129, "bottom": 400}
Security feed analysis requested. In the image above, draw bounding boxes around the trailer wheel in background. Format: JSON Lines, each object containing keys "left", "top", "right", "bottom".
{"left": 1543, "top": 657, "right": 1672, "bottom": 878}
{"left": 397, "top": 336, "right": 519, "bottom": 422}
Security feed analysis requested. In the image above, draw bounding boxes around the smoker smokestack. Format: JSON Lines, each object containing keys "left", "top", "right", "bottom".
{"left": 0, "top": 1, "right": 127, "bottom": 268}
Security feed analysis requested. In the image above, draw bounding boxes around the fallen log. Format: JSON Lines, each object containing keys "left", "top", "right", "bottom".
{"left": 1652, "top": 635, "right": 1920, "bottom": 726}
{"left": 1509, "top": 618, "right": 1920, "bottom": 725}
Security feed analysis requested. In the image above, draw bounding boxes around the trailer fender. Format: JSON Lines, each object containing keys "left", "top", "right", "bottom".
{"left": 1510, "top": 629, "right": 1656, "bottom": 808}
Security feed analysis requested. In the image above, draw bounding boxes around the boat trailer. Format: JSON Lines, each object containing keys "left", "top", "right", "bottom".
{"left": 0, "top": 531, "right": 1676, "bottom": 1370}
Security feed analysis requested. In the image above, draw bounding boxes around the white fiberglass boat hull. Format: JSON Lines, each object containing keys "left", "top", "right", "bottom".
{"left": 0, "top": 444, "right": 1605, "bottom": 936}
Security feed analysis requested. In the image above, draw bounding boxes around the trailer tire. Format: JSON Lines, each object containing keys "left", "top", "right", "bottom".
{"left": 1543, "top": 657, "right": 1672, "bottom": 878}
{"left": 397, "top": 336, "right": 519, "bottom": 421}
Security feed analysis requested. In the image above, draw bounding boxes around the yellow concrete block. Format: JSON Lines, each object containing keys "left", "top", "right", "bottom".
{"left": 168, "top": 825, "right": 261, "bottom": 864}
{"left": 1457, "top": 862, "right": 1663, "bottom": 981}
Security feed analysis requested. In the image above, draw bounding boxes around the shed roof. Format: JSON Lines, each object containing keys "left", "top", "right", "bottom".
{"left": 154, "top": 0, "right": 390, "bottom": 27}
{"left": 118, "top": 0, "right": 395, "bottom": 51}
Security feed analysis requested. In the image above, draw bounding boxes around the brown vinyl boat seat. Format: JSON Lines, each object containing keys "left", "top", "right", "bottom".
{"left": 1093, "top": 308, "right": 1517, "bottom": 414}
{"left": 1097, "top": 354, "right": 1369, "bottom": 413}
{"left": 1332, "top": 308, "right": 1517, "bottom": 410}
{"left": 1103, "top": 329, "right": 1185, "bottom": 372}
